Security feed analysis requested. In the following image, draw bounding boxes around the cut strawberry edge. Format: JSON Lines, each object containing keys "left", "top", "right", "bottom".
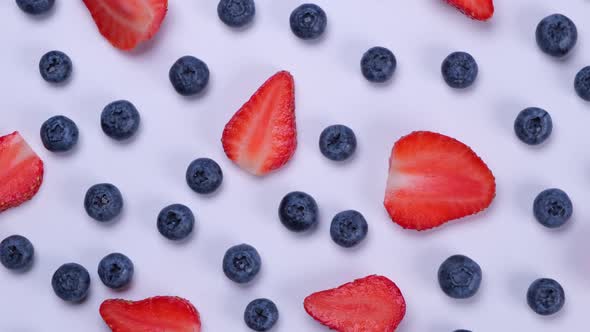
{"left": 0, "top": 131, "right": 44, "bottom": 213}
{"left": 445, "top": 0, "right": 494, "bottom": 21}
{"left": 100, "top": 296, "right": 201, "bottom": 332}
{"left": 304, "top": 275, "right": 406, "bottom": 332}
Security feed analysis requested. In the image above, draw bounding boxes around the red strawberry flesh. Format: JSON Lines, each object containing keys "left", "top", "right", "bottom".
{"left": 384, "top": 131, "right": 495, "bottom": 230}
{"left": 445, "top": 0, "right": 494, "bottom": 21}
{"left": 0, "top": 132, "right": 44, "bottom": 213}
{"left": 304, "top": 275, "right": 406, "bottom": 332}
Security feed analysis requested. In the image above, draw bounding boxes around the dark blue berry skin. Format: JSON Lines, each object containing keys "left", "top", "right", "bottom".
{"left": 186, "top": 158, "right": 223, "bottom": 194}
{"left": 39, "top": 50, "right": 72, "bottom": 84}
{"left": 361, "top": 47, "right": 396, "bottom": 83}
{"left": 438, "top": 255, "right": 482, "bottom": 299}
{"left": 574, "top": 66, "right": 590, "bottom": 101}
{"left": 278, "top": 191, "right": 318, "bottom": 232}
{"left": 217, "top": 0, "right": 255, "bottom": 28}
{"left": 101, "top": 100, "right": 141, "bottom": 141}
{"left": 454, "top": 330, "right": 471, "bottom": 332}
{"left": 514, "top": 107, "right": 552, "bottom": 145}
{"left": 98, "top": 253, "right": 134, "bottom": 289}
{"left": 157, "top": 204, "right": 195, "bottom": 241}
{"left": 289, "top": 4, "right": 327, "bottom": 40}
{"left": 40, "top": 115, "right": 79, "bottom": 152}
{"left": 16, "top": 0, "right": 54, "bottom": 15}
{"left": 533, "top": 189, "right": 572, "bottom": 229}
{"left": 84, "top": 183, "right": 123, "bottom": 222}
{"left": 0, "top": 235, "right": 34, "bottom": 270}
{"left": 51, "top": 263, "right": 90, "bottom": 302}
{"left": 536, "top": 14, "right": 577, "bottom": 58}
{"left": 527, "top": 278, "right": 565, "bottom": 315}
{"left": 330, "top": 210, "right": 368, "bottom": 248}
{"left": 169, "top": 56, "right": 210, "bottom": 96}
{"left": 244, "top": 298, "right": 279, "bottom": 331}
{"left": 441, "top": 52, "right": 478, "bottom": 89}
{"left": 319, "top": 125, "right": 357, "bottom": 161}
{"left": 223, "top": 244, "right": 261, "bottom": 284}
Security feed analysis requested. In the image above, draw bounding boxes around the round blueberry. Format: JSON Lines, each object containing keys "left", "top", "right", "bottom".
{"left": 40, "top": 115, "right": 79, "bottom": 152}
{"left": 157, "top": 204, "right": 195, "bottom": 241}
{"left": 454, "top": 330, "right": 471, "bottom": 332}
{"left": 527, "top": 278, "right": 565, "bottom": 316}
{"left": 574, "top": 66, "right": 590, "bottom": 102}
{"left": 438, "top": 255, "right": 482, "bottom": 299}
{"left": 278, "top": 191, "right": 318, "bottom": 232}
{"left": 16, "top": 0, "right": 54, "bottom": 15}
{"left": 186, "top": 158, "right": 223, "bottom": 194}
{"left": 536, "top": 14, "right": 577, "bottom": 58}
{"left": 217, "top": 0, "right": 255, "bottom": 28}
{"left": 223, "top": 244, "right": 261, "bottom": 284}
{"left": 319, "top": 124, "right": 357, "bottom": 161}
{"left": 169, "top": 56, "right": 210, "bottom": 96}
{"left": 533, "top": 188, "right": 572, "bottom": 229}
{"left": 360, "top": 47, "right": 397, "bottom": 83}
{"left": 289, "top": 3, "right": 327, "bottom": 40}
{"left": 330, "top": 210, "right": 368, "bottom": 248}
{"left": 244, "top": 298, "right": 279, "bottom": 331}
{"left": 0, "top": 235, "right": 34, "bottom": 270}
{"left": 51, "top": 263, "right": 90, "bottom": 302}
{"left": 101, "top": 100, "right": 141, "bottom": 141}
{"left": 84, "top": 183, "right": 123, "bottom": 222}
{"left": 97, "top": 253, "right": 134, "bottom": 289}
{"left": 441, "top": 52, "right": 478, "bottom": 89}
{"left": 39, "top": 50, "right": 72, "bottom": 84}
{"left": 514, "top": 107, "right": 552, "bottom": 145}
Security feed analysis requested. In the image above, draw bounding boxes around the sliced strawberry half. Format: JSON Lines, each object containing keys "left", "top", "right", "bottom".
{"left": 222, "top": 71, "right": 297, "bottom": 176}
{"left": 445, "top": 0, "right": 494, "bottom": 21}
{"left": 304, "top": 275, "right": 406, "bottom": 332}
{"left": 83, "top": 0, "right": 168, "bottom": 50}
{"left": 0, "top": 132, "right": 44, "bottom": 213}
{"left": 384, "top": 131, "right": 495, "bottom": 231}
{"left": 100, "top": 296, "right": 201, "bottom": 332}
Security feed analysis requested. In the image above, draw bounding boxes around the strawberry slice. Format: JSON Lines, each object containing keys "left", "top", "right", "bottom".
{"left": 0, "top": 132, "right": 44, "bottom": 213}
{"left": 100, "top": 296, "right": 201, "bottom": 332}
{"left": 83, "top": 0, "right": 168, "bottom": 50}
{"left": 445, "top": 0, "right": 494, "bottom": 21}
{"left": 384, "top": 131, "right": 495, "bottom": 231}
{"left": 222, "top": 71, "right": 297, "bottom": 176}
{"left": 304, "top": 275, "right": 406, "bottom": 332}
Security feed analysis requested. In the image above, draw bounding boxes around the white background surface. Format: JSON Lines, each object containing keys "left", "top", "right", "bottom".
{"left": 1, "top": 0, "right": 589, "bottom": 331}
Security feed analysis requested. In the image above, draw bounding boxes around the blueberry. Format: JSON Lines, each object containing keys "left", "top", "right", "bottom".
{"left": 454, "top": 330, "right": 471, "bottom": 332}
{"left": 330, "top": 210, "right": 368, "bottom": 248}
{"left": 84, "top": 183, "right": 124, "bottom": 222}
{"left": 16, "top": 0, "right": 54, "bottom": 15}
{"left": 441, "top": 52, "right": 478, "bottom": 89}
{"left": 574, "top": 66, "right": 590, "bottom": 102}
{"left": 244, "top": 298, "right": 279, "bottom": 331}
{"left": 527, "top": 278, "right": 565, "bottom": 315}
{"left": 169, "top": 56, "right": 210, "bottom": 96}
{"left": 0, "top": 235, "right": 34, "bottom": 270}
{"left": 186, "top": 158, "right": 223, "bottom": 194}
{"left": 533, "top": 188, "right": 572, "bottom": 229}
{"left": 101, "top": 100, "right": 141, "bottom": 141}
{"left": 536, "top": 14, "right": 577, "bottom": 58}
{"left": 278, "top": 191, "right": 318, "bottom": 232}
{"left": 97, "top": 253, "right": 134, "bottom": 289}
{"left": 289, "top": 4, "right": 327, "bottom": 40}
{"left": 223, "top": 243, "right": 261, "bottom": 284}
{"left": 39, "top": 50, "right": 72, "bottom": 84}
{"left": 157, "top": 204, "right": 195, "bottom": 241}
{"left": 217, "top": 0, "right": 255, "bottom": 28}
{"left": 51, "top": 263, "right": 90, "bottom": 302}
{"left": 319, "top": 124, "right": 357, "bottom": 161}
{"left": 40, "top": 115, "right": 79, "bottom": 152}
{"left": 438, "top": 255, "right": 482, "bottom": 299}
{"left": 514, "top": 107, "right": 552, "bottom": 145}
{"left": 360, "top": 47, "right": 397, "bottom": 83}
